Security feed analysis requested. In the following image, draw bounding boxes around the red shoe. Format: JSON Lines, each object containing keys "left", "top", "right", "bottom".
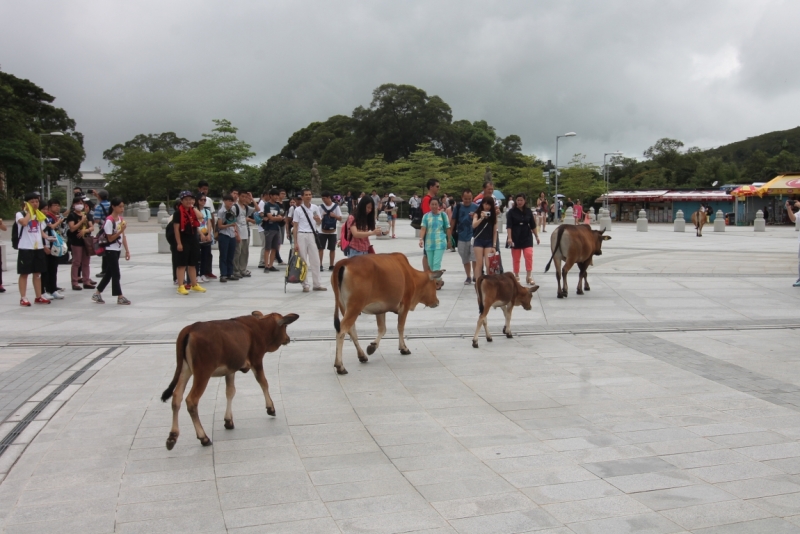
{"left": 0, "top": 285, "right": 6, "bottom": 293}
{"left": 206, "top": 273, "right": 217, "bottom": 279}
{"left": 34, "top": 296, "right": 51, "bottom": 305}
{"left": 20, "top": 298, "right": 31, "bottom": 307}
{"left": 184, "top": 284, "right": 191, "bottom": 290}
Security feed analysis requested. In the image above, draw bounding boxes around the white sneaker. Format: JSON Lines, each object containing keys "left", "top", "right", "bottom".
{"left": 51, "top": 291, "right": 64, "bottom": 300}
{"left": 199, "top": 275, "right": 208, "bottom": 283}
{"left": 42, "top": 292, "right": 53, "bottom": 300}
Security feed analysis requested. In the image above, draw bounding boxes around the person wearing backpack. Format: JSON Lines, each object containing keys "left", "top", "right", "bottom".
{"left": 418, "top": 197, "right": 451, "bottom": 274}
{"left": 42, "top": 198, "right": 66, "bottom": 300}
{"left": 317, "top": 192, "right": 342, "bottom": 272}
{"left": 66, "top": 196, "right": 96, "bottom": 291}
{"left": 92, "top": 197, "right": 131, "bottom": 305}
{"left": 341, "top": 195, "right": 384, "bottom": 258}
{"left": 15, "top": 192, "right": 51, "bottom": 306}
{"left": 93, "top": 189, "right": 111, "bottom": 278}
{"left": 292, "top": 188, "right": 326, "bottom": 292}
{"left": 260, "top": 189, "right": 284, "bottom": 273}
{"left": 216, "top": 194, "right": 239, "bottom": 282}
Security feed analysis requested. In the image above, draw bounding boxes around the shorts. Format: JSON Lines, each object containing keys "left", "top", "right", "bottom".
{"left": 173, "top": 236, "right": 200, "bottom": 267}
{"left": 457, "top": 240, "right": 476, "bottom": 264}
{"left": 386, "top": 213, "right": 394, "bottom": 222}
{"left": 317, "top": 233, "right": 337, "bottom": 251}
{"left": 263, "top": 230, "right": 281, "bottom": 250}
{"left": 17, "top": 249, "right": 47, "bottom": 275}
{"left": 473, "top": 237, "right": 494, "bottom": 249}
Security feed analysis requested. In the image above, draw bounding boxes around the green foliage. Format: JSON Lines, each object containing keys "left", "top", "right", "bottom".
{"left": 0, "top": 70, "right": 86, "bottom": 197}
{"left": 277, "top": 83, "right": 526, "bottom": 172}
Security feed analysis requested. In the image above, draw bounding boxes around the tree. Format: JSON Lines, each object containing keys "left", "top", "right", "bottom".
{"left": 169, "top": 119, "right": 255, "bottom": 194}
{"left": 104, "top": 133, "right": 193, "bottom": 201}
{"left": 0, "top": 71, "right": 85, "bottom": 197}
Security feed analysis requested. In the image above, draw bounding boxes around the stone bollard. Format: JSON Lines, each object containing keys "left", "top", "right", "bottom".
{"left": 674, "top": 209, "right": 685, "bottom": 232}
{"left": 754, "top": 210, "right": 766, "bottom": 232}
{"left": 563, "top": 206, "right": 575, "bottom": 225}
{"left": 597, "top": 208, "right": 610, "bottom": 232}
{"left": 376, "top": 211, "right": 390, "bottom": 239}
{"left": 795, "top": 212, "right": 800, "bottom": 232}
{"left": 636, "top": 209, "right": 648, "bottom": 232}
{"left": 137, "top": 201, "right": 150, "bottom": 222}
{"left": 157, "top": 202, "right": 169, "bottom": 225}
{"left": 714, "top": 209, "right": 725, "bottom": 232}
{"left": 251, "top": 230, "right": 262, "bottom": 247}
{"left": 0, "top": 243, "right": 6, "bottom": 272}
{"left": 589, "top": 207, "right": 596, "bottom": 223}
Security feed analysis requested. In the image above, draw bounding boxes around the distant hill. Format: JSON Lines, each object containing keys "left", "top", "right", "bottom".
{"left": 703, "top": 126, "right": 800, "bottom": 164}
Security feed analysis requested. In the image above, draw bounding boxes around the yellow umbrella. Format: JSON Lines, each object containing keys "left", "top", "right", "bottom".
{"left": 756, "top": 173, "right": 800, "bottom": 197}
{"left": 731, "top": 185, "right": 758, "bottom": 198}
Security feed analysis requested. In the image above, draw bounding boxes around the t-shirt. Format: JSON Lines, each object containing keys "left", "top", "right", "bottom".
{"left": 507, "top": 207, "right": 536, "bottom": 249}
{"left": 409, "top": 196, "right": 420, "bottom": 209}
{"left": 94, "top": 200, "right": 110, "bottom": 225}
{"left": 293, "top": 204, "right": 320, "bottom": 233}
{"left": 256, "top": 200, "right": 266, "bottom": 233}
{"left": 421, "top": 195, "right": 433, "bottom": 215}
{"left": 421, "top": 211, "right": 450, "bottom": 251}
{"left": 371, "top": 195, "right": 381, "bottom": 211}
{"left": 452, "top": 203, "right": 478, "bottom": 242}
{"left": 66, "top": 210, "right": 90, "bottom": 247}
{"left": 261, "top": 202, "right": 283, "bottom": 232}
{"left": 103, "top": 217, "right": 122, "bottom": 251}
{"left": 235, "top": 203, "right": 249, "bottom": 239}
{"left": 217, "top": 205, "right": 237, "bottom": 238}
{"left": 15, "top": 212, "right": 44, "bottom": 250}
{"left": 318, "top": 202, "right": 342, "bottom": 233}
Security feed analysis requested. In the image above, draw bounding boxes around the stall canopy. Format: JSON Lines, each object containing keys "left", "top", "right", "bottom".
{"left": 597, "top": 190, "right": 669, "bottom": 203}
{"left": 731, "top": 185, "right": 758, "bottom": 198}
{"left": 661, "top": 191, "right": 734, "bottom": 202}
{"left": 756, "top": 173, "right": 800, "bottom": 197}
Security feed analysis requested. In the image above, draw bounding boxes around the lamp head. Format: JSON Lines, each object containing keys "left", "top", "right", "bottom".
{"left": 564, "top": 132, "right": 577, "bottom": 137}
{"left": 47, "top": 132, "right": 65, "bottom": 136}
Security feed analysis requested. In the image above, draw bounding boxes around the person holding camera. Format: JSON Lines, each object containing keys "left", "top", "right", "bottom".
{"left": 786, "top": 200, "right": 800, "bottom": 287}
{"left": 472, "top": 196, "right": 498, "bottom": 277}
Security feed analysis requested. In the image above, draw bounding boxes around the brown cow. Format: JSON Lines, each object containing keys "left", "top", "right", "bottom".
{"left": 160, "top": 311, "right": 299, "bottom": 450}
{"left": 332, "top": 253, "right": 443, "bottom": 375}
{"left": 472, "top": 273, "right": 539, "bottom": 348}
{"left": 691, "top": 210, "right": 708, "bottom": 237}
{"left": 545, "top": 225, "right": 611, "bottom": 298}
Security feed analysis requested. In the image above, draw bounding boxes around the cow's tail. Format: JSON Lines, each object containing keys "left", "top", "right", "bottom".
{"left": 544, "top": 225, "right": 566, "bottom": 273}
{"left": 476, "top": 276, "right": 485, "bottom": 315}
{"left": 161, "top": 329, "right": 189, "bottom": 402}
{"left": 333, "top": 264, "right": 345, "bottom": 333}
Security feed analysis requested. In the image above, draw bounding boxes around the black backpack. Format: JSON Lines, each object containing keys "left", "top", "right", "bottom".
{"left": 321, "top": 205, "right": 336, "bottom": 231}
{"left": 165, "top": 215, "right": 176, "bottom": 246}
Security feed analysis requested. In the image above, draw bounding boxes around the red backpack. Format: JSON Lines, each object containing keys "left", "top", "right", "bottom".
{"left": 339, "top": 217, "right": 352, "bottom": 254}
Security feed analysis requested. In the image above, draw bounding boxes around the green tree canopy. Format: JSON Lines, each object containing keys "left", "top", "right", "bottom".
{"left": 0, "top": 71, "right": 85, "bottom": 197}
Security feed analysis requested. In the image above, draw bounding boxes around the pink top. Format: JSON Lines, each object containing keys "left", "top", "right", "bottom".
{"left": 345, "top": 215, "right": 370, "bottom": 252}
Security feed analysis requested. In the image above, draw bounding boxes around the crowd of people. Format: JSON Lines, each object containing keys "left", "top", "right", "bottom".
{"left": 2, "top": 179, "right": 554, "bottom": 305}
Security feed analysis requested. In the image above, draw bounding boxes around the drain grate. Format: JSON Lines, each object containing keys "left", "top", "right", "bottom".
{"left": 0, "top": 346, "right": 120, "bottom": 458}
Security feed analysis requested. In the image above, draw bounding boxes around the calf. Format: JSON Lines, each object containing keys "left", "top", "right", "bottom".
{"left": 332, "top": 253, "right": 443, "bottom": 375}
{"left": 161, "top": 311, "right": 299, "bottom": 450}
{"left": 472, "top": 273, "right": 538, "bottom": 348}
{"left": 545, "top": 225, "right": 610, "bottom": 298}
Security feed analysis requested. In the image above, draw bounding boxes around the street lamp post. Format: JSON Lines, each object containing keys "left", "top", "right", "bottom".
{"left": 39, "top": 132, "right": 64, "bottom": 196}
{"left": 555, "top": 132, "right": 576, "bottom": 222}
{"left": 603, "top": 152, "right": 623, "bottom": 210}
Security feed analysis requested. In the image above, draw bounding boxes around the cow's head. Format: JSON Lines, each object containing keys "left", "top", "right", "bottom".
{"left": 592, "top": 229, "right": 611, "bottom": 256}
{"left": 252, "top": 311, "right": 300, "bottom": 347}
{"left": 422, "top": 270, "right": 445, "bottom": 308}
{"left": 516, "top": 283, "right": 539, "bottom": 311}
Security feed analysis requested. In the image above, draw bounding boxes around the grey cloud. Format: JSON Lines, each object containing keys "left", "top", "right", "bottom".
{"left": 1, "top": 0, "right": 797, "bottom": 171}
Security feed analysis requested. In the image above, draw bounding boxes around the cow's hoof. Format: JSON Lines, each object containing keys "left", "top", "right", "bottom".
{"left": 506, "top": 333, "right": 513, "bottom": 338}
{"left": 224, "top": 419, "right": 234, "bottom": 430}
{"left": 557, "top": 293, "right": 564, "bottom": 299}
{"left": 267, "top": 406, "right": 276, "bottom": 416}
{"left": 358, "top": 354, "right": 369, "bottom": 363}
{"left": 577, "top": 290, "right": 583, "bottom": 295}
{"left": 367, "top": 343, "right": 377, "bottom": 356}
{"left": 336, "top": 368, "right": 349, "bottom": 375}
{"left": 199, "top": 436, "right": 212, "bottom": 446}
{"left": 584, "top": 286, "right": 590, "bottom": 291}
{"left": 472, "top": 341, "right": 479, "bottom": 348}
{"left": 487, "top": 337, "right": 493, "bottom": 343}
{"left": 166, "top": 433, "right": 178, "bottom": 451}
{"left": 502, "top": 326, "right": 507, "bottom": 334}
{"left": 400, "top": 348, "right": 411, "bottom": 355}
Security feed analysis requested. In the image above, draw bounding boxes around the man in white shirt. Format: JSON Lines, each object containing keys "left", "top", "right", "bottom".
{"left": 257, "top": 191, "right": 269, "bottom": 268}
{"left": 292, "top": 189, "right": 326, "bottom": 292}
{"left": 233, "top": 189, "right": 255, "bottom": 279}
{"left": 317, "top": 192, "right": 342, "bottom": 272}
{"left": 15, "top": 193, "right": 51, "bottom": 306}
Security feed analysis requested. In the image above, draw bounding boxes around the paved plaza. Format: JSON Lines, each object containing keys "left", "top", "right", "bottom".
{"left": 0, "top": 221, "right": 800, "bottom": 533}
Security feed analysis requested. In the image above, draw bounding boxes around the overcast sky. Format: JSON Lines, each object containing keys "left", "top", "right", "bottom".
{"left": 2, "top": 0, "right": 799, "bottom": 170}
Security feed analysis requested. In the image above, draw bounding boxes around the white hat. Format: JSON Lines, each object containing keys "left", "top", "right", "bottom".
{"left": 389, "top": 193, "right": 395, "bottom": 197}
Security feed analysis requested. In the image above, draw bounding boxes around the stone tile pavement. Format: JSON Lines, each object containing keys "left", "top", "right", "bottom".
{"left": 0, "top": 223, "right": 798, "bottom": 532}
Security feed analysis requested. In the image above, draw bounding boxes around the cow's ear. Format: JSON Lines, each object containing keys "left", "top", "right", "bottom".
{"left": 529, "top": 286, "right": 539, "bottom": 294}
{"left": 428, "top": 270, "right": 445, "bottom": 280}
{"left": 251, "top": 311, "right": 264, "bottom": 317}
{"left": 602, "top": 235, "right": 611, "bottom": 241}
{"left": 278, "top": 313, "right": 299, "bottom": 326}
